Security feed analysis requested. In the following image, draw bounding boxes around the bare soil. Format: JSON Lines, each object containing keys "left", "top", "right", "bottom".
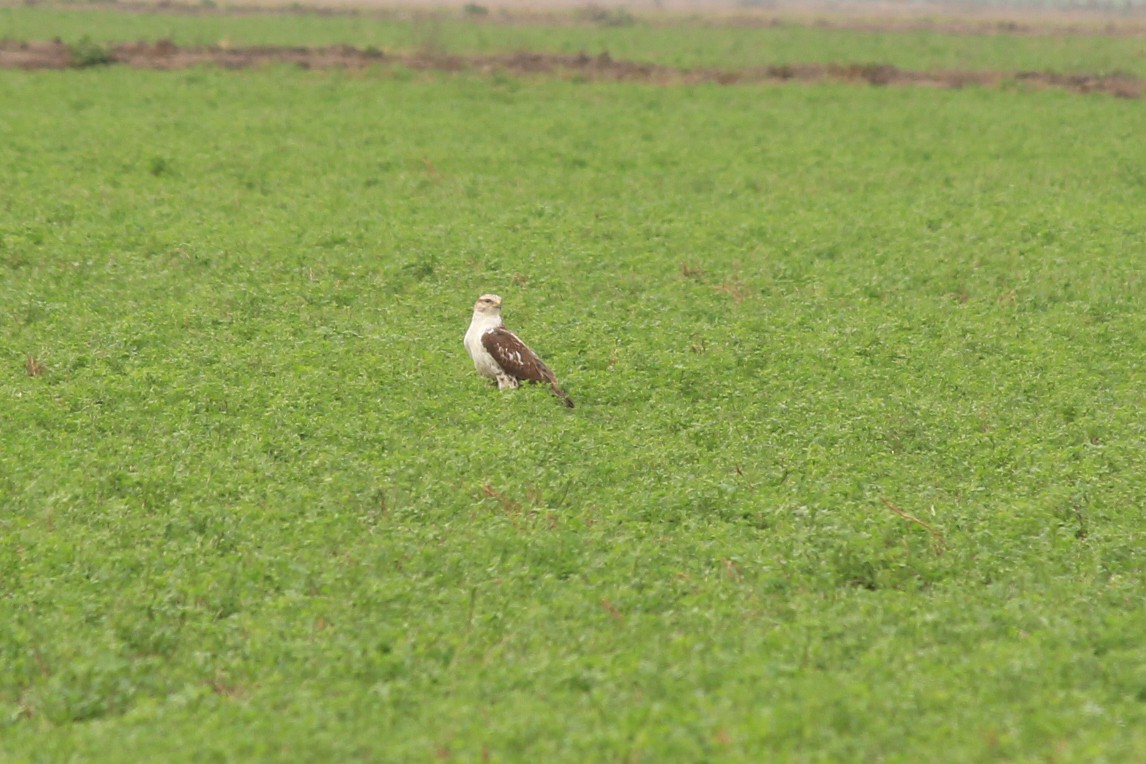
{"left": 1, "top": 39, "right": 1142, "bottom": 99}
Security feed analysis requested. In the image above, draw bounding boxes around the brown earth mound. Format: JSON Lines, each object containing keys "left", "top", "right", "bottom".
{"left": 1, "top": 39, "right": 1141, "bottom": 99}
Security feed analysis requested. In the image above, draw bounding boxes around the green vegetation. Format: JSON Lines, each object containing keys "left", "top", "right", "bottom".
{"left": 2, "top": 7, "right": 1145, "bottom": 762}
{"left": 66, "top": 34, "right": 115, "bottom": 67}
{"left": 3, "top": 3, "right": 1146, "bottom": 75}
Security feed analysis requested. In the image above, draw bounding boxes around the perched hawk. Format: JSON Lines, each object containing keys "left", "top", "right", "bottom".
{"left": 464, "top": 293, "right": 574, "bottom": 408}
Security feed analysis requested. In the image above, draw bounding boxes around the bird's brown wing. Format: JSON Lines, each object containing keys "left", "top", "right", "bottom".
{"left": 482, "top": 327, "right": 575, "bottom": 407}
{"left": 482, "top": 327, "right": 555, "bottom": 384}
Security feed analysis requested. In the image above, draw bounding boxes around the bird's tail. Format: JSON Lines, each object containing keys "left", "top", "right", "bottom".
{"left": 549, "top": 382, "right": 574, "bottom": 408}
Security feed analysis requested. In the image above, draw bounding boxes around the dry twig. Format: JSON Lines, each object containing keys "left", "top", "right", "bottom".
{"left": 880, "top": 496, "right": 946, "bottom": 555}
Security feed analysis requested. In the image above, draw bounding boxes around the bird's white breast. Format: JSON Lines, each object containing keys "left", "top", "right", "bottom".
{"left": 464, "top": 313, "right": 503, "bottom": 379}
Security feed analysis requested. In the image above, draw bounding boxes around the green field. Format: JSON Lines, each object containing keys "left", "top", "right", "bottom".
{"left": 2, "top": 5, "right": 1146, "bottom": 762}
{"left": 4, "top": 4, "right": 1146, "bottom": 75}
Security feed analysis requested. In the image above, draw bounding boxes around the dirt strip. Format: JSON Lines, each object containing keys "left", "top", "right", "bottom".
{"left": 1, "top": 39, "right": 1142, "bottom": 98}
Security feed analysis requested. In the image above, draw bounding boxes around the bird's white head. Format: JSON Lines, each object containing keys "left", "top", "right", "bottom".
{"left": 473, "top": 293, "right": 503, "bottom": 317}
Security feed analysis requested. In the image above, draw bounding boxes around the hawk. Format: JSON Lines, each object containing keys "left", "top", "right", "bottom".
{"left": 464, "top": 293, "right": 574, "bottom": 408}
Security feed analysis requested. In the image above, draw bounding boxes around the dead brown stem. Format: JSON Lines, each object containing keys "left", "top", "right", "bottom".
{"left": 880, "top": 496, "right": 946, "bottom": 555}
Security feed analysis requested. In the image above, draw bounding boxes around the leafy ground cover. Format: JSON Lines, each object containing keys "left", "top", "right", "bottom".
{"left": 3, "top": 3, "right": 1146, "bottom": 76}
{"left": 1, "top": 8, "right": 1145, "bottom": 762}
